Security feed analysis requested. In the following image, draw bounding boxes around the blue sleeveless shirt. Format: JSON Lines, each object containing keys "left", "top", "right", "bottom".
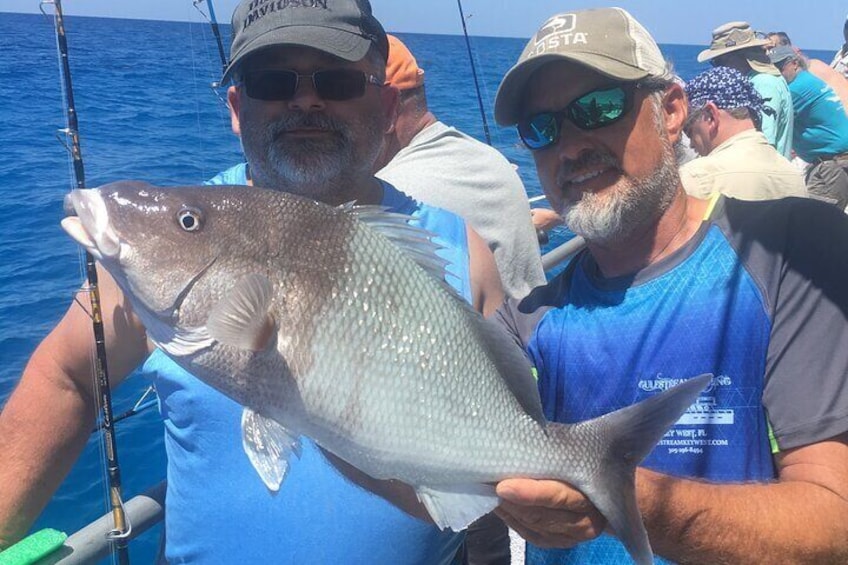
{"left": 140, "top": 164, "right": 469, "bottom": 564}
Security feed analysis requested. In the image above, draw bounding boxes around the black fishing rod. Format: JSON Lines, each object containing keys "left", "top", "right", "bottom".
{"left": 41, "top": 0, "right": 131, "bottom": 562}
{"left": 193, "top": 0, "right": 229, "bottom": 83}
{"left": 456, "top": 0, "right": 492, "bottom": 146}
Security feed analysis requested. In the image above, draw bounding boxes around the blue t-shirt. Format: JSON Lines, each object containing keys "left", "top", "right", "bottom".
{"left": 141, "top": 164, "right": 469, "bottom": 564}
{"left": 788, "top": 69, "right": 848, "bottom": 162}
{"left": 496, "top": 196, "right": 848, "bottom": 564}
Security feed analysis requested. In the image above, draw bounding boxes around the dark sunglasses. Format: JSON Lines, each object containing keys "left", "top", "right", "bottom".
{"left": 241, "top": 69, "right": 382, "bottom": 101}
{"left": 517, "top": 84, "right": 639, "bottom": 151}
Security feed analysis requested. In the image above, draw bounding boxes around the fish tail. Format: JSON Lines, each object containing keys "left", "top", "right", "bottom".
{"left": 549, "top": 373, "right": 711, "bottom": 565}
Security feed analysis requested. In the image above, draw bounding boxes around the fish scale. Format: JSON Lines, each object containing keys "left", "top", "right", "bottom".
{"left": 62, "top": 181, "right": 711, "bottom": 565}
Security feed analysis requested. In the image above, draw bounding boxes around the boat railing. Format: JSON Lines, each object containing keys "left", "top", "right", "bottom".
{"left": 30, "top": 482, "right": 165, "bottom": 565}
{"left": 541, "top": 235, "right": 586, "bottom": 273}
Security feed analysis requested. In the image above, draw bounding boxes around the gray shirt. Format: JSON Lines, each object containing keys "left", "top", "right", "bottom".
{"left": 377, "top": 121, "right": 545, "bottom": 299}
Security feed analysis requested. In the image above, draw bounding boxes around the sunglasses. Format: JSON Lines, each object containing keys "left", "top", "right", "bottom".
{"left": 241, "top": 69, "right": 382, "bottom": 101}
{"left": 517, "top": 84, "right": 639, "bottom": 151}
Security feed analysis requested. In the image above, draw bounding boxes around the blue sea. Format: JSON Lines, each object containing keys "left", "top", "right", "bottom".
{"left": 0, "top": 10, "right": 834, "bottom": 564}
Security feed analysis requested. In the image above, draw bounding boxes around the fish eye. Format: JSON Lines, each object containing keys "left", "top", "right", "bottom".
{"left": 177, "top": 208, "right": 203, "bottom": 232}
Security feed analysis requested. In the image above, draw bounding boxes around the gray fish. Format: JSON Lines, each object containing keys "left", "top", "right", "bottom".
{"left": 62, "top": 181, "right": 710, "bottom": 564}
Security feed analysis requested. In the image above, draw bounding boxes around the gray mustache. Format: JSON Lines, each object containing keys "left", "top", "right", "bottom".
{"left": 271, "top": 113, "right": 345, "bottom": 134}
{"left": 557, "top": 151, "right": 619, "bottom": 184}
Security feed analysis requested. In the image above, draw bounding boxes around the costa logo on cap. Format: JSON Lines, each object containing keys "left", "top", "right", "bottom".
{"left": 530, "top": 14, "right": 586, "bottom": 56}
{"left": 494, "top": 8, "right": 670, "bottom": 127}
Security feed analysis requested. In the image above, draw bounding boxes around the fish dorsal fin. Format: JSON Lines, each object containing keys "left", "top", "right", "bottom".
{"left": 349, "top": 206, "right": 454, "bottom": 290}
{"left": 241, "top": 408, "right": 302, "bottom": 492}
{"left": 207, "top": 273, "right": 277, "bottom": 351}
{"left": 475, "top": 317, "right": 546, "bottom": 426}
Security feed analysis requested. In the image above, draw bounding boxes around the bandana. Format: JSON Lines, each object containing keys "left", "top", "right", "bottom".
{"left": 685, "top": 66, "right": 770, "bottom": 117}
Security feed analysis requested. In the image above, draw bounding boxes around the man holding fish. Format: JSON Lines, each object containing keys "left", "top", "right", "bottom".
{"left": 0, "top": 0, "right": 507, "bottom": 562}
{"left": 491, "top": 7, "right": 848, "bottom": 564}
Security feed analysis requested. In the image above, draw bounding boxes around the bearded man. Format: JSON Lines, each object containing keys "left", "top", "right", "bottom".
{"left": 490, "top": 7, "right": 848, "bottom": 565}
{"left": 0, "top": 1, "right": 504, "bottom": 563}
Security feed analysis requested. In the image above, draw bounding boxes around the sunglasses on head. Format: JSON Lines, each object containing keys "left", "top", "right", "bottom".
{"left": 241, "top": 69, "right": 382, "bottom": 101}
{"left": 517, "top": 83, "right": 641, "bottom": 151}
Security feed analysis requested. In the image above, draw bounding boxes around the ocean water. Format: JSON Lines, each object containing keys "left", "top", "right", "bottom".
{"left": 0, "top": 10, "right": 834, "bottom": 563}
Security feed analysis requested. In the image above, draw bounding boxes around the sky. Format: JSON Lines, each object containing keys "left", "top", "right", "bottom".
{"left": 4, "top": 0, "right": 846, "bottom": 50}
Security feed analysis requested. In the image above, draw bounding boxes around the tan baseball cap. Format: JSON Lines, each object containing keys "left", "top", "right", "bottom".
{"left": 494, "top": 7, "right": 669, "bottom": 126}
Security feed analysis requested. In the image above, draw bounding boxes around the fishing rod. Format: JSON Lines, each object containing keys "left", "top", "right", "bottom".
{"left": 81, "top": 0, "right": 229, "bottom": 439}
{"left": 40, "top": 0, "right": 131, "bottom": 562}
{"left": 94, "top": 387, "right": 158, "bottom": 433}
{"left": 193, "top": 0, "right": 229, "bottom": 84}
{"left": 456, "top": 0, "right": 492, "bottom": 146}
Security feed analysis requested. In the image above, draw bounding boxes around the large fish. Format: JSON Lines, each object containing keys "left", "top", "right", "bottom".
{"left": 62, "top": 181, "right": 709, "bottom": 564}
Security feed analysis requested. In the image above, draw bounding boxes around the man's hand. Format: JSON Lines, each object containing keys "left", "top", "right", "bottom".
{"left": 530, "top": 208, "right": 564, "bottom": 234}
{"left": 494, "top": 478, "right": 606, "bottom": 548}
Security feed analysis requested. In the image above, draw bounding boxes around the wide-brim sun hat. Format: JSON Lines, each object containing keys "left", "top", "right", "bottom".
{"left": 697, "top": 21, "right": 770, "bottom": 63}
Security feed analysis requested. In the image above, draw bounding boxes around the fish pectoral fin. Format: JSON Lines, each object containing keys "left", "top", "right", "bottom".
{"left": 241, "top": 408, "right": 301, "bottom": 492}
{"left": 416, "top": 484, "right": 499, "bottom": 531}
{"left": 163, "top": 326, "right": 215, "bottom": 357}
{"left": 207, "top": 273, "right": 277, "bottom": 351}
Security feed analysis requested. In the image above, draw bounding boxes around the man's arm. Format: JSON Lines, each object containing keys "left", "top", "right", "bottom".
{"left": 467, "top": 225, "right": 505, "bottom": 318}
{"left": 0, "top": 266, "right": 150, "bottom": 548}
{"left": 495, "top": 432, "right": 848, "bottom": 563}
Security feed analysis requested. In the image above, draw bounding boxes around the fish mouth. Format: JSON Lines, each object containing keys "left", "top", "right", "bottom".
{"left": 61, "top": 189, "right": 122, "bottom": 260}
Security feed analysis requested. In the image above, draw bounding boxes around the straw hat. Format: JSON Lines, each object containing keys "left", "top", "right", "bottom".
{"left": 697, "top": 21, "right": 779, "bottom": 75}
{"left": 697, "top": 21, "right": 770, "bottom": 62}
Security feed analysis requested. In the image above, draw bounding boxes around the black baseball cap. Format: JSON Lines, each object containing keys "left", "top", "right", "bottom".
{"left": 222, "top": 0, "right": 389, "bottom": 85}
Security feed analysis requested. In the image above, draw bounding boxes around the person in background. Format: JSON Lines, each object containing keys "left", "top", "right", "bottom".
{"left": 490, "top": 7, "right": 848, "bottom": 564}
{"left": 680, "top": 66, "right": 806, "bottom": 200}
{"left": 0, "top": 1, "right": 506, "bottom": 563}
{"left": 766, "top": 30, "right": 848, "bottom": 112}
{"left": 831, "top": 15, "right": 848, "bottom": 79}
{"left": 766, "top": 31, "right": 791, "bottom": 49}
{"left": 529, "top": 206, "right": 565, "bottom": 235}
{"left": 698, "top": 21, "right": 794, "bottom": 159}
{"left": 770, "top": 44, "right": 848, "bottom": 210}
{"left": 375, "top": 35, "right": 545, "bottom": 299}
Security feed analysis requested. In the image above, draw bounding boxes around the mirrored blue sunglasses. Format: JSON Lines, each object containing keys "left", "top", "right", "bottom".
{"left": 517, "top": 84, "right": 639, "bottom": 151}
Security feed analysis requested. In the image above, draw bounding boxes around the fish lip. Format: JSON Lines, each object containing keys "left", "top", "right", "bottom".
{"left": 62, "top": 189, "right": 122, "bottom": 259}
{"left": 63, "top": 193, "right": 78, "bottom": 217}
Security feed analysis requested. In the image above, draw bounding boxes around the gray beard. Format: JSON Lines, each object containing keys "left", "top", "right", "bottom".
{"left": 242, "top": 112, "right": 382, "bottom": 200}
{"left": 560, "top": 139, "right": 679, "bottom": 244}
